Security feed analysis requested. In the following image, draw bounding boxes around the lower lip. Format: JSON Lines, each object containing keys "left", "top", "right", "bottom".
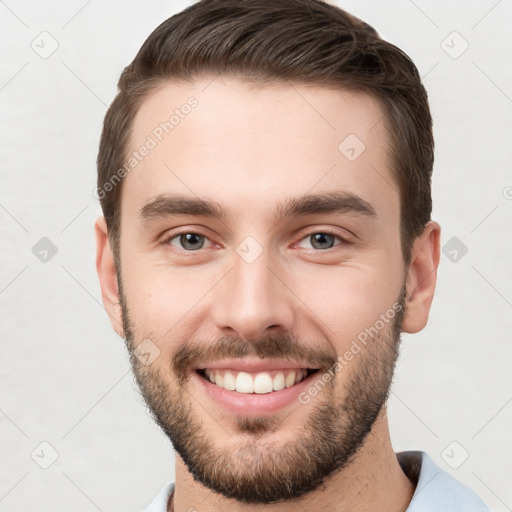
{"left": 192, "top": 370, "right": 318, "bottom": 416}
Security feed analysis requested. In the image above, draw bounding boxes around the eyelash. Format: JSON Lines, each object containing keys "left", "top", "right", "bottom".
{"left": 161, "top": 228, "right": 351, "bottom": 253}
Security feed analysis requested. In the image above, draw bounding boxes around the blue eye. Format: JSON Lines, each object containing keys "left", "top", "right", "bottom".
{"left": 298, "top": 231, "right": 348, "bottom": 250}
{"left": 308, "top": 233, "right": 337, "bottom": 250}
{"left": 162, "top": 229, "right": 349, "bottom": 254}
{"left": 167, "top": 232, "right": 211, "bottom": 251}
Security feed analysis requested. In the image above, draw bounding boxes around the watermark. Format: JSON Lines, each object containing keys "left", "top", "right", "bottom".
{"left": 94, "top": 96, "right": 199, "bottom": 200}
{"left": 31, "top": 31, "right": 59, "bottom": 59}
{"left": 236, "top": 236, "right": 264, "bottom": 263}
{"left": 236, "top": 445, "right": 263, "bottom": 468}
{"left": 442, "top": 236, "right": 468, "bottom": 263}
{"left": 440, "top": 31, "right": 469, "bottom": 60}
{"left": 441, "top": 441, "right": 469, "bottom": 469}
{"left": 32, "top": 236, "right": 58, "bottom": 263}
{"left": 338, "top": 133, "right": 366, "bottom": 162}
{"left": 298, "top": 301, "right": 403, "bottom": 404}
{"left": 31, "top": 441, "right": 59, "bottom": 469}
{"left": 133, "top": 338, "right": 160, "bottom": 366}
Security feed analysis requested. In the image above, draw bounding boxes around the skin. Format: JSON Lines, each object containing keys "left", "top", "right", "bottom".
{"left": 95, "top": 77, "right": 440, "bottom": 512}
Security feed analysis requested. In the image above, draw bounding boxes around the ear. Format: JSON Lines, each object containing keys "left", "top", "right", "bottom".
{"left": 402, "top": 221, "right": 441, "bottom": 334}
{"left": 95, "top": 215, "right": 124, "bottom": 338}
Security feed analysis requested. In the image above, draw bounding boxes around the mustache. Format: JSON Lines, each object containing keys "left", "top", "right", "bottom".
{"left": 172, "top": 334, "right": 338, "bottom": 385}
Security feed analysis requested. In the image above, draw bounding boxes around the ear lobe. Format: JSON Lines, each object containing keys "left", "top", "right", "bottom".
{"left": 402, "top": 221, "right": 441, "bottom": 334}
{"left": 95, "top": 215, "right": 124, "bottom": 338}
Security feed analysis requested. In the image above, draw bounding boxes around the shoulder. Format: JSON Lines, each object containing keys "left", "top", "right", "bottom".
{"left": 142, "top": 482, "right": 175, "bottom": 512}
{"left": 397, "top": 451, "right": 489, "bottom": 512}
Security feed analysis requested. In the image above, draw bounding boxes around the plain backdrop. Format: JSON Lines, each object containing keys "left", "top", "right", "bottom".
{"left": 1, "top": 1, "right": 511, "bottom": 511}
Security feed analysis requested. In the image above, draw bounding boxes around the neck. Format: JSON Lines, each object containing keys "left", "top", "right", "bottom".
{"left": 169, "top": 408, "right": 415, "bottom": 512}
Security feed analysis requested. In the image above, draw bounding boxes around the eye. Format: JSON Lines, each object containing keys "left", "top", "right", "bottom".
{"left": 297, "top": 230, "right": 349, "bottom": 250}
{"left": 161, "top": 229, "right": 350, "bottom": 253}
{"left": 164, "top": 232, "right": 213, "bottom": 251}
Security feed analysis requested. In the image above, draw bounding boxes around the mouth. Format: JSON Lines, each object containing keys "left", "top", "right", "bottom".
{"left": 193, "top": 366, "right": 322, "bottom": 415}
{"left": 195, "top": 368, "right": 321, "bottom": 394}
{"left": 190, "top": 357, "right": 324, "bottom": 415}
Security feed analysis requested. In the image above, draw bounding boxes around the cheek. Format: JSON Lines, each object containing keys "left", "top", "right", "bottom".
{"left": 291, "top": 265, "right": 399, "bottom": 344}
{"left": 121, "top": 264, "right": 215, "bottom": 335}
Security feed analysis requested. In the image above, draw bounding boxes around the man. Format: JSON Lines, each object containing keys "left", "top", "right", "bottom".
{"left": 94, "top": 1, "right": 489, "bottom": 510}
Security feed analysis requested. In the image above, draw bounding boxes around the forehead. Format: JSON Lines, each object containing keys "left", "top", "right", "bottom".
{"left": 122, "top": 77, "right": 398, "bottom": 226}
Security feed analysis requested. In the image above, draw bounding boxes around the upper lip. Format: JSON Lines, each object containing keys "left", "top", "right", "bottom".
{"left": 195, "top": 357, "right": 318, "bottom": 372}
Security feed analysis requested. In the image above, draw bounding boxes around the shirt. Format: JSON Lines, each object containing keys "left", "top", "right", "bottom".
{"left": 142, "top": 450, "right": 489, "bottom": 512}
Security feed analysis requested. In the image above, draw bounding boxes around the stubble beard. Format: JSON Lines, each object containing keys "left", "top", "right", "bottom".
{"left": 118, "top": 273, "right": 407, "bottom": 504}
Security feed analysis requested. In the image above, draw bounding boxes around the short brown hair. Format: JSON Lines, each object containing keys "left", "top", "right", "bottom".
{"left": 97, "top": 0, "right": 433, "bottom": 269}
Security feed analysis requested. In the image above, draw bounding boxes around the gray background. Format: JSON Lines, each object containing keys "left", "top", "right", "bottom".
{"left": 1, "top": 0, "right": 511, "bottom": 510}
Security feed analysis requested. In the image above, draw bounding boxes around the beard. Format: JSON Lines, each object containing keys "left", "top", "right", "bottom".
{"left": 118, "top": 274, "right": 407, "bottom": 504}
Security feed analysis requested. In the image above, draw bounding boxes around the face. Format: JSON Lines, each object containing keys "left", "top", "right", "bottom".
{"left": 111, "top": 78, "right": 411, "bottom": 503}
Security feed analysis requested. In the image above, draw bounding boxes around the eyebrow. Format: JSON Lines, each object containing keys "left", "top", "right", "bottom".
{"left": 139, "top": 191, "right": 377, "bottom": 224}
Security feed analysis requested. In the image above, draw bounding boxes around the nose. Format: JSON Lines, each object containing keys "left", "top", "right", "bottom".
{"left": 210, "top": 248, "right": 295, "bottom": 343}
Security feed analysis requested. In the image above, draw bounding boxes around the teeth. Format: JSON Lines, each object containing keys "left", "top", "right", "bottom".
{"left": 253, "top": 372, "right": 273, "bottom": 394}
{"left": 285, "top": 371, "right": 296, "bottom": 387}
{"left": 223, "top": 371, "right": 236, "bottom": 391}
{"left": 203, "top": 369, "right": 308, "bottom": 394}
{"left": 236, "top": 372, "right": 253, "bottom": 393}
{"left": 273, "top": 372, "right": 285, "bottom": 391}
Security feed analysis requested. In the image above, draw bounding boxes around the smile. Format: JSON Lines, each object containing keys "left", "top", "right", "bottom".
{"left": 193, "top": 365, "right": 322, "bottom": 416}
{"left": 196, "top": 368, "right": 320, "bottom": 394}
